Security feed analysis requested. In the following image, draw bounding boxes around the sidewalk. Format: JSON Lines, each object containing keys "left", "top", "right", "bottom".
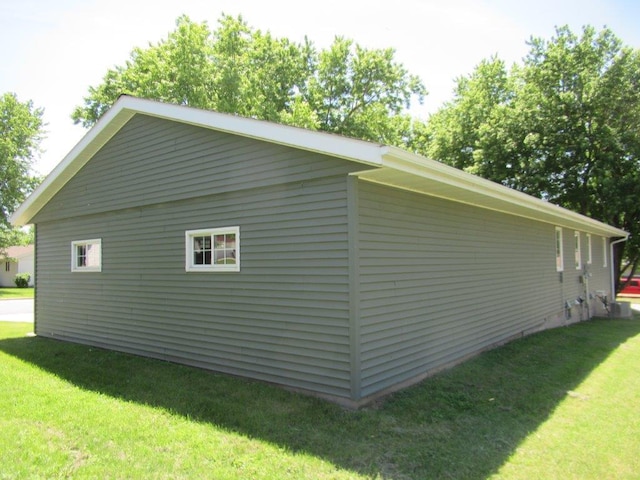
{"left": 0, "top": 299, "right": 34, "bottom": 322}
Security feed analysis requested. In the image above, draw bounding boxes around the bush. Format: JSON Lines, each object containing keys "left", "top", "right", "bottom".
{"left": 14, "top": 273, "right": 30, "bottom": 288}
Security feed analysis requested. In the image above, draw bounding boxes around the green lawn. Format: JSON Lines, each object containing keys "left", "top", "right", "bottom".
{"left": 0, "top": 287, "right": 34, "bottom": 299}
{"left": 1, "top": 317, "right": 639, "bottom": 479}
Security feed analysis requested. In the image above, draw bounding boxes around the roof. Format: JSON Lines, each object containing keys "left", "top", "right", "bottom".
{"left": 11, "top": 96, "right": 628, "bottom": 238}
{"left": 1, "top": 245, "right": 34, "bottom": 260}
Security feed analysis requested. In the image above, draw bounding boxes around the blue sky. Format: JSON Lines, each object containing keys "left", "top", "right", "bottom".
{"left": 2, "top": 0, "right": 639, "bottom": 175}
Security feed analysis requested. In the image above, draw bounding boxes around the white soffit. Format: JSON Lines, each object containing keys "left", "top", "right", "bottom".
{"left": 10, "top": 96, "right": 382, "bottom": 226}
{"left": 10, "top": 96, "right": 629, "bottom": 239}
{"left": 353, "top": 146, "right": 628, "bottom": 238}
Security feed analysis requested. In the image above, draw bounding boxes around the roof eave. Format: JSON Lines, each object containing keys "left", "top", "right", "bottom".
{"left": 11, "top": 97, "right": 628, "bottom": 240}
{"left": 10, "top": 96, "right": 383, "bottom": 226}
{"left": 354, "top": 146, "right": 628, "bottom": 238}
{"left": 10, "top": 103, "right": 137, "bottom": 226}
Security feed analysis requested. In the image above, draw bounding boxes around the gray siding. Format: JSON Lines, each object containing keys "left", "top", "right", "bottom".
{"left": 559, "top": 230, "right": 612, "bottom": 317}
{"left": 34, "top": 115, "right": 362, "bottom": 399}
{"left": 32, "top": 114, "right": 359, "bottom": 223}
{"left": 31, "top": 112, "right": 617, "bottom": 404}
{"left": 355, "top": 180, "right": 612, "bottom": 398}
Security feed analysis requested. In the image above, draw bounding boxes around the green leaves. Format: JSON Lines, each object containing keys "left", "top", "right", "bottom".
{"left": 71, "top": 14, "right": 426, "bottom": 148}
{"left": 425, "top": 56, "right": 515, "bottom": 179}
{"left": 304, "top": 37, "right": 426, "bottom": 143}
{"left": 425, "top": 25, "right": 640, "bottom": 289}
{"left": 0, "top": 93, "right": 43, "bottom": 250}
{"left": 72, "top": 16, "right": 216, "bottom": 127}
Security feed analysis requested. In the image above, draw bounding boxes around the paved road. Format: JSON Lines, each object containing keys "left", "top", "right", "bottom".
{"left": 0, "top": 299, "right": 34, "bottom": 322}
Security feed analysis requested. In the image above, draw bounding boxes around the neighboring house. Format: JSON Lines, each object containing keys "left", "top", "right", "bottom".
{"left": 0, "top": 245, "right": 34, "bottom": 287}
{"left": 10, "top": 96, "right": 628, "bottom": 407}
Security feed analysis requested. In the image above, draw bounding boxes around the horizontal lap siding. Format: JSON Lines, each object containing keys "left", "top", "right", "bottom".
{"left": 33, "top": 116, "right": 360, "bottom": 399}
{"left": 32, "top": 114, "right": 359, "bottom": 223}
{"left": 586, "top": 234, "right": 612, "bottom": 295}
{"left": 357, "top": 181, "right": 562, "bottom": 397}
{"left": 559, "top": 231, "right": 612, "bottom": 317}
{"left": 36, "top": 180, "right": 351, "bottom": 397}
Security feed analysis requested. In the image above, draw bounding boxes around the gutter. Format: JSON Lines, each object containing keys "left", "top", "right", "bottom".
{"left": 610, "top": 236, "right": 629, "bottom": 298}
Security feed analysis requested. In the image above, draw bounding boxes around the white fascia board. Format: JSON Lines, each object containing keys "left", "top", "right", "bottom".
{"left": 11, "top": 96, "right": 627, "bottom": 239}
{"left": 10, "top": 101, "right": 136, "bottom": 226}
{"left": 123, "top": 97, "right": 385, "bottom": 166}
{"left": 378, "top": 146, "right": 628, "bottom": 238}
{"left": 11, "top": 97, "right": 384, "bottom": 226}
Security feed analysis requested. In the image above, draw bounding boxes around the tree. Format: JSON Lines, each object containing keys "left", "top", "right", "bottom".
{"left": 424, "top": 57, "right": 517, "bottom": 179}
{"left": 71, "top": 14, "right": 426, "bottom": 146}
{"left": 520, "top": 26, "right": 640, "bottom": 289}
{"left": 302, "top": 36, "right": 426, "bottom": 144}
{"left": 0, "top": 93, "right": 43, "bottom": 253}
{"left": 425, "top": 26, "right": 640, "bottom": 291}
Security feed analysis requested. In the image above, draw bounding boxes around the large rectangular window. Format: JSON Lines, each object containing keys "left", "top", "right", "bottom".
{"left": 185, "top": 227, "right": 239, "bottom": 272}
{"left": 555, "top": 227, "right": 564, "bottom": 272}
{"left": 71, "top": 239, "right": 102, "bottom": 272}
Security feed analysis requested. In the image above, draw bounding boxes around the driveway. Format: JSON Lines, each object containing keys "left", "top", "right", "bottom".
{"left": 0, "top": 299, "right": 34, "bottom": 322}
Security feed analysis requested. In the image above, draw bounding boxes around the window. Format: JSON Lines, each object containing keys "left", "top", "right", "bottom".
{"left": 602, "top": 237, "right": 607, "bottom": 268}
{"left": 586, "top": 234, "right": 592, "bottom": 265}
{"left": 4, "top": 262, "right": 10, "bottom": 272}
{"left": 574, "top": 231, "right": 582, "bottom": 270}
{"left": 555, "top": 227, "right": 564, "bottom": 272}
{"left": 185, "top": 227, "right": 239, "bottom": 272}
{"left": 71, "top": 239, "right": 102, "bottom": 272}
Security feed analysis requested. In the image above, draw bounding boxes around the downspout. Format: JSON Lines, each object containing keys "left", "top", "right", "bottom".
{"left": 610, "top": 236, "right": 629, "bottom": 300}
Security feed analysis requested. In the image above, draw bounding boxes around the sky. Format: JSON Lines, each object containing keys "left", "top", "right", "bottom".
{"left": 2, "top": 0, "right": 640, "bottom": 176}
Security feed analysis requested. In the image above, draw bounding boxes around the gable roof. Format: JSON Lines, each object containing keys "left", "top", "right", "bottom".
{"left": 1, "top": 245, "right": 34, "bottom": 260}
{"left": 11, "top": 96, "right": 627, "bottom": 238}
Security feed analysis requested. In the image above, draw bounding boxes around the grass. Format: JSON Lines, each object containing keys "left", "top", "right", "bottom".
{"left": 0, "top": 287, "right": 34, "bottom": 299}
{"left": 1, "top": 317, "right": 639, "bottom": 479}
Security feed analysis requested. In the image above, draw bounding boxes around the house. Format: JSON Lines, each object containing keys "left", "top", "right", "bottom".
{"left": 0, "top": 245, "right": 35, "bottom": 287}
{"left": 10, "top": 96, "right": 628, "bottom": 407}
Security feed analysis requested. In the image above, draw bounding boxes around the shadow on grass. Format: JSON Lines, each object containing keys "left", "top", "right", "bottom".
{"left": 1, "top": 317, "right": 640, "bottom": 479}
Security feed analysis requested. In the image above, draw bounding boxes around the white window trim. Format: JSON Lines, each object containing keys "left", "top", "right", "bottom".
{"left": 586, "top": 233, "right": 592, "bottom": 265}
{"left": 185, "top": 226, "right": 240, "bottom": 273}
{"left": 71, "top": 238, "right": 102, "bottom": 272}
{"left": 602, "top": 236, "right": 608, "bottom": 268}
{"left": 574, "top": 231, "right": 582, "bottom": 270}
{"left": 555, "top": 227, "right": 564, "bottom": 272}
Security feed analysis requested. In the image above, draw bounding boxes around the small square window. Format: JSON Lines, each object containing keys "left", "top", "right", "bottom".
{"left": 185, "top": 227, "right": 239, "bottom": 272}
{"left": 71, "top": 239, "right": 102, "bottom": 272}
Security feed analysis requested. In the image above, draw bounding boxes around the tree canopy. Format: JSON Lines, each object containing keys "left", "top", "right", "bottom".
{"left": 425, "top": 26, "right": 640, "bottom": 290}
{"left": 0, "top": 92, "right": 43, "bottom": 252}
{"left": 72, "top": 14, "right": 426, "bottom": 146}
{"left": 73, "top": 18, "right": 639, "bottom": 290}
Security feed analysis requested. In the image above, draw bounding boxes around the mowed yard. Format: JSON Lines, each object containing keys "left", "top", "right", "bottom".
{"left": 1, "top": 314, "right": 639, "bottom": 479}
{"left": 0, "top": 287, "right": 34, "bottom": 299}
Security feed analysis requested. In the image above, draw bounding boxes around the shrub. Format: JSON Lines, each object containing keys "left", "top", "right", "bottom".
{"left": 14, "top": 273, "right": 30, "bottom": 288}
